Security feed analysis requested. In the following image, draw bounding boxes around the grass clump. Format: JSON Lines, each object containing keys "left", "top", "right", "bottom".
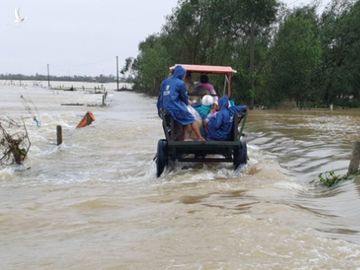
{"left": 318, "top": 171, "right": 347, "bottom": 187}
{"left": 318, "top": 170, "right": 360, "bottom": 187}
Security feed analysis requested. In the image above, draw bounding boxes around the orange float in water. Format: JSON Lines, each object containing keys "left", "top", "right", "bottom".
{"left": 76, "top": 112, "right": 95, "bottom": 128}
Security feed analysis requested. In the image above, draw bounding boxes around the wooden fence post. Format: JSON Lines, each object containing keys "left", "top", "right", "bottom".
{"left": 102, "top": 91, "right": 107, "bottom": 106}
{"left": 348, "top": 141, "right": 360, "bottom": 175}
{"left": 56, "top": 125, "right": 62, "bottom": 145}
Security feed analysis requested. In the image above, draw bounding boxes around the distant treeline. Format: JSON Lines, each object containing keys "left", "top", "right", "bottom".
{"left": 133, "top": 0, "right": 360, "bottom": 108}
{"left": 0, "top": 73, "right": 126, "bottom": 83}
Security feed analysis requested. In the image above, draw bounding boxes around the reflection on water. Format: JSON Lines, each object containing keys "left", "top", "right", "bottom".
{"left": 1, "top": 83, "right": 360, "bottom": 269}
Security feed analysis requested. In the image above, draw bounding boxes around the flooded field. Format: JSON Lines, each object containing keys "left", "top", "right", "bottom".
{"left": 1, "top": 82, "right": 360, "bottom": 269}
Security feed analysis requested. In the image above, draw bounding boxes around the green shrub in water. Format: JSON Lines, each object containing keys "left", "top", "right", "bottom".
{"left": 318, "top": 171, "right": 360, "bottom": 187}
{"left": 318, "top": 171, "right": 346, "bottom": 187}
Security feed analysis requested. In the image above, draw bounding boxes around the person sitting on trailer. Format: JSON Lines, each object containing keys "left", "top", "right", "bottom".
{"left": 184, "top": 71, "right": 194, "bottom": 93}
{"left": 206, "top": 96, "right": 247, "bottom": 141}
{"left": 157, "top": 65, "right": 205, "bottom": 142}
{"left": 193, "top": 94, "right": 215, "bottom": 120}
{"left": 192, "top": 74, "right": 217, "bottom": 97}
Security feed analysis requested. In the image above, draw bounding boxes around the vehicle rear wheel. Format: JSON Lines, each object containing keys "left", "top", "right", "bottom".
{"left": 233, "top": 141, "right": 247, "bottom": 170}
{"left": 156, "top": 139, "right": 168, "bottom": 177}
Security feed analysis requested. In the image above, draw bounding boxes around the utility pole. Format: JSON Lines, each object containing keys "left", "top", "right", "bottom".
{"left": 47, "top": 64, "right": 50, "bottom": 88}
{"left": 116, "top": 56, "right": 119, "bottom": 91}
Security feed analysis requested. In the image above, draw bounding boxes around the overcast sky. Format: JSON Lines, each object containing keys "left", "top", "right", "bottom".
{"left": 1, "top": 0, "right": 331, "bottom": 76}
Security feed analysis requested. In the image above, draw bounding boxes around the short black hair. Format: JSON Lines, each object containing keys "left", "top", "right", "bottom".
{"left": 200, "top": 74, "right": 209, "bottom": 83}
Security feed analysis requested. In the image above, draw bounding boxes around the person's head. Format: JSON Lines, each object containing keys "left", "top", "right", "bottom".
{"left": 218, "top": 96, "right": 229, "bottom": 110}
{"left": 201, "top": 95, "right": 214, "bottom": 106}
{"left": 173, "top": 65, "right": 186, "bottom": 80}
{"left": 185, "top": 71, "right": 192, "bottom": 80}
{"left": 200, "top": 74, "right": 209, "bottom": 83}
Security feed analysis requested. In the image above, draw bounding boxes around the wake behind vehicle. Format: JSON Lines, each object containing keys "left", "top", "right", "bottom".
{"left": 156, "top": 64, "right": 248, "bottom": 177}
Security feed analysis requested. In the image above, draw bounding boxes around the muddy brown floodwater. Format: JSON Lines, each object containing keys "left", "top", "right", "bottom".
{"left": 1, "top": 82, "right": 360, "bottom": 269}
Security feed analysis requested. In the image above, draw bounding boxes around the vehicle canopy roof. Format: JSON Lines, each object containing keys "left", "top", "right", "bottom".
{"left": 170, "top": 64, "right": 237, "bottom": 97}
{"left": 170, "top": 64, "right": 237, "bottom": 75}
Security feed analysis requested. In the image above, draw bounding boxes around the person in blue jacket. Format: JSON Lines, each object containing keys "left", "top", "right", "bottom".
{"left": 206, "top": 96, "right": 247, "bottom": 141}
{"left": 157, "top": 65, "right": 205, "bottom": 141}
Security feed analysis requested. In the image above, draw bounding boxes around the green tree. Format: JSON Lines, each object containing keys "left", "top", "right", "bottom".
{"left": 163, "top": 0, "right": 235, "bottom": 65}
{"left": 152, "top": 0, "right": 279, "bottom": 103}
{"left": 221, "top": 0, "right": 279, "bottom": 107}
{"left": 133, "top": 35, "right": 172, "bottom": 95}
{"left": 319, "top": 0, "right": 360, "bottom": 106}
{"left": 269, "top": 7, "right": 322, "bottom": 108}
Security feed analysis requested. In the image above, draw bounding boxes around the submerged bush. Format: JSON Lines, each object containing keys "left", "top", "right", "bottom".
{"left": 318, "top": 170, "right": 360, "bottom": 187}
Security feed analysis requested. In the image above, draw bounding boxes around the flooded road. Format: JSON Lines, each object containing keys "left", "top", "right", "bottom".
{"left": 1, "top": 83, "right": 360, "bottom": 269}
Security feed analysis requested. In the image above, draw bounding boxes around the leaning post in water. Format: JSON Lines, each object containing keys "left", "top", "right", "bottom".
{"left": 102, "top": 93, "right": 106, "bottom": 106}
{"left": 47, "top": 64, "right": 51, "bottom": 88}
{"left": 116, "top": 56, "right": 119, "bottom": 91}
{"left": 56, "top": 125, "right": 62, "bottom": 145}
{"left": 348, "top": 141, "right": 360, "bottom": 175}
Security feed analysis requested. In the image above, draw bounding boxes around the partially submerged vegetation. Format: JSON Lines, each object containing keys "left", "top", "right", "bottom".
{"left": 0, "top": 118, "right": 31, "bottom": 166}
{"left": 133, "top": 0, "right": 360, "bottom": 109}
{"left": 318, "top": 141, "right": 360, "bottom": 187}
{"left": 318, "top": 171, "right": 347, "bottom": 187}
{"left": 318, "top": 170, "right": 360, "bottom": 187}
